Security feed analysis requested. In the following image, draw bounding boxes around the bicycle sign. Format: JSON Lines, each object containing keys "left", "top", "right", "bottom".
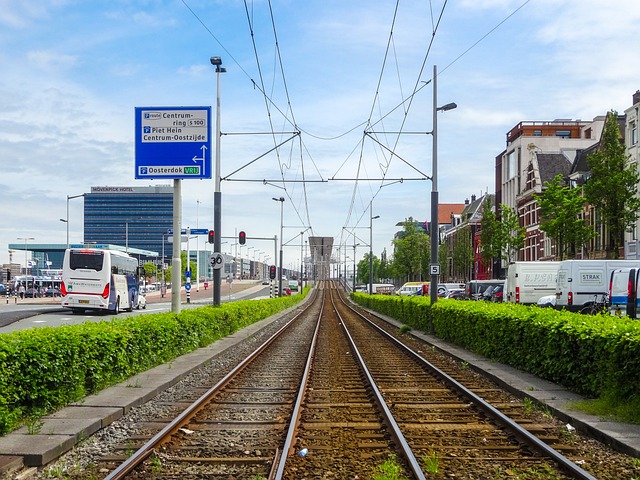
{"left": 210, "top": 252, "right": 223, "bottom": 269}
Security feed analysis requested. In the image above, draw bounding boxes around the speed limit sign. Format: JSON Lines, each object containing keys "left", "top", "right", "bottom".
{"left": 210, "top": 252, "right": 224, "bottom": 269}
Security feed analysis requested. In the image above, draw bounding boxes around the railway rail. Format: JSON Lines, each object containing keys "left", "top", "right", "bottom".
{"left": 19, "top": 280, "right": 640, "bottom": 479}
{"left": 72, "top": 280, "right": 603, "bottom": 479}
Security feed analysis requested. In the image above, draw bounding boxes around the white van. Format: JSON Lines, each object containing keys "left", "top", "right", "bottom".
{"left": 609, "top": 268, "right": 639, "bottom": 318}
{"left": 555, "top": 260, "right": 640, "bottom": 312}
{"left": 505, "top": 261, "right": 560, "bottom": 305}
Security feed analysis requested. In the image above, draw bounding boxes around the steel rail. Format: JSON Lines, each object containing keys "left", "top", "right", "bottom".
{"left": 103, "top": 288, "right": 320, "bottom": 480}
{"left": 329, "top": 286, "right": 428, "bottom": 480}
{"left": 339, "top": 292, "right": 599, "bottom": 480}
{"left": 272, "top": 288, "right": 325, "bottom": 479}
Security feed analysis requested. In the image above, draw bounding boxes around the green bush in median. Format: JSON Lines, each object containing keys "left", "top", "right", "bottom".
{"left": 352, "top": 292, "right": 640, "bottom": 417}
{"left": 0, "top": 289, "right": 307, "bottom": 436}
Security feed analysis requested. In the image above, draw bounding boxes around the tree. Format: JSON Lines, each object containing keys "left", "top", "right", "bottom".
{"left": 479, "top": 198, "right": 500, "bottom": 271}
{"left": 584, "top": 111, "right": 640, "bottom": 258}
{"left": 535, "top": 174, "right": 594, "bottom": 260}
{"left": 356, "top": 252, "right": 380, "bottom": 284}
{"left": 480, "top": 197, "right": 525, "bottom": 268}
{"left": 499, "top": 204, "right": 525, "bottom": 263}
{"left": 452, "top": 225, "right": 474, "bottom": 281}
{"left": 390, "top": 219, "right": 430, "bottom": 282}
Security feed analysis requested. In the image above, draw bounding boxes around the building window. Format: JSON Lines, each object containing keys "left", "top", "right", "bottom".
{"left": 555, "top": 130, "right": 571, "bottom": 138}
{"left": 506, "top": 150, "right": 517, "bottom": 180}
{"left": 632, "top": 121, "right": 638, "bottom": 146}
{"left": 533, "top": 130, "right": 542, "bottom": 136}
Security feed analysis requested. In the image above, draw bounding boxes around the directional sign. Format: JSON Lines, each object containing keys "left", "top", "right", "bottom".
{"left": 166, "top": 228, "right": 209, "bottom": 235}
{"left": 210, "top": 252, "right": 224, "bottom": 269}
{"left": 185, "top": 283, "right": 191, "bottom": 291}
{"left": 135, "top": 106, "right": 212, "bottom": 180}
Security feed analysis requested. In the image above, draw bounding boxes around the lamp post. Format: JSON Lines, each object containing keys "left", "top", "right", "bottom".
{"left": 61, "top": 193, "right": 85, "bottom": 250}
{"left": 17, "top": 237, "right": 35, "bottom": 277}
{"left": 430, "top": 64, "right": 457, "bottom": 304}
{"left": 272, "top": 197, "right": 285, "bottom": 296}
{"left": 211, "top": 55, "right": 226, "bottom": 306}
{"left": 352, "top": 242, "right": 360, "bottom": 292}
{"left": 369, "top": 204, "right": 380, "bottom": 295}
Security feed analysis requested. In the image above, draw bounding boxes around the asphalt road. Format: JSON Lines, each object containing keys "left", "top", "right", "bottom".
{"left": 0, "top": 280, "right": 278, "bottom": 333}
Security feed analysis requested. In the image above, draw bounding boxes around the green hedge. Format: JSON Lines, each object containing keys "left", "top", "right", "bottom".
{"left": 352, "top": 293, "right": 640, "bottom": 402}
{"left": 0, "top": 290, "right": 307, "bottom": 436}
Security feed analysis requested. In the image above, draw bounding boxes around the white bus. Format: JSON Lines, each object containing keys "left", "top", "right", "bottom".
{"left": 61, "top": 248, "right": 141, "bottom": 314}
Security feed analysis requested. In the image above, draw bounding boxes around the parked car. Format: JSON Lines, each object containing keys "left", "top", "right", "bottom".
{"left": 44, "top": 288, "right": 61, "bottom": 297}
{"left": 25, "top": 288, "right": 39, "bottom": 298}
{"left": 396, "top": 282, "right": 425, "bottom": 296}
{"left": 537, "top": 294, "right": 556, "bottom": 308}
{"left": 0, "top": 284, "right": 7, "bottom": 296}
{"left": 465, "top": 280, "right": 505, "bottom": 300}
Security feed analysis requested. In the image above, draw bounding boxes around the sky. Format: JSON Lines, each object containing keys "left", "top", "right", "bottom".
{"left": 1, "top": 0, "right": 640, "bottom": 272}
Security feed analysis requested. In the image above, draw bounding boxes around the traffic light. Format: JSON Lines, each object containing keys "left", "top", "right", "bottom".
{"left": 269, "top": 265, "right": 276, "bottom": 280}
{"left": 239, "top": 231, "right": 246, "bottom": 245}
{"left": 208, "top": 230, "right": 215, "bottom": 244}
{"left": 6, "top": 269, "right": 10, "bottom": 281}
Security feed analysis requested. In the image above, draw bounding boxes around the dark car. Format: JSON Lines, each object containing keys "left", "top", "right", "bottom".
{"left": 0, "top": 284, "right": 7, "bottom": 296}
{"left": 45, "top": 288, "right": 61, "bottom": 297}
{"left": 25, "top": 288, "right": 39, "bottom": 298}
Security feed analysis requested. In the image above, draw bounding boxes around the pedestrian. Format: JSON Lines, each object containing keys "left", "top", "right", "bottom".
{"left": 18, "top": 284, "right": 25, "bottom": 299}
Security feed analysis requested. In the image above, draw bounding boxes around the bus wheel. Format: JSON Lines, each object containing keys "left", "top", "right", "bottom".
{"left": 113, "top": 298, "right": 120, "bottom": 315}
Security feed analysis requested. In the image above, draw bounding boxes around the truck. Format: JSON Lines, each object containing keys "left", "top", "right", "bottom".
{"left": 555, "top": 259, "right": 640, "bottom": 312}
{"left": 505, "top": 261, "right": 560, "bottom": 305}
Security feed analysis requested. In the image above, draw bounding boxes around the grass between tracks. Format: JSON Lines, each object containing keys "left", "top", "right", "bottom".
{"left": 352, "top": 292, "right": 640, "bottom": 425}
{"left": 0, "top": 289, "right": 309, "bottom": 436}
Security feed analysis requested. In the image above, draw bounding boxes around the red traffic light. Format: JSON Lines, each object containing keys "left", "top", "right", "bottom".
{"left": 239, "top": 231, "right": 246, "bottom": 245}
{"left": 269, "top": 265, "right": 276, "bottom": 280}
{"left": 208, "top": 230, "right": 215, "bottom": 244}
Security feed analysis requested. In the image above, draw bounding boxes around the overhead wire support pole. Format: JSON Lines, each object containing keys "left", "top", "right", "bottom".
{"left": 211, "top": 56, "right": 226, "bottom": 306}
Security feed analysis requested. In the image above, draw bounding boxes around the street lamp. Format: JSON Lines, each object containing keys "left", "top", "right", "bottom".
{"left": 369, "top": 204, "right": 380, "bottom": 295}
{"left": 430, "top": 64, "right": 457, "bottom": 304}
{"left": 62, "top": 193, "right": 85, "bottom": 250}
{"left": 211, "top": 55, "right": 226, "bottom": 306}
{"left": 17, "top": 237, "right": 35, "bottom": 276}
{"left": 352, "top": 242, "right": 360, "bottom": 292}
{"left": 272, "top": 197, "right": 285, "bottom": 295}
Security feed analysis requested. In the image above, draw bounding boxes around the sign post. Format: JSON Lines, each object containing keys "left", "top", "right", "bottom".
{"left": 135, "top": 106, "right": 211, "bottom": 313}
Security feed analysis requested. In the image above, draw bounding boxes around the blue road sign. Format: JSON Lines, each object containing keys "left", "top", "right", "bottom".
{"left": 185, "top": 282, "right": 191, "bottom": 291}
{"left": 166, "top": 228, "right": 209, "bottom": 235}
{"left": 135, "top": 106, "right": 212, "bottom": 180}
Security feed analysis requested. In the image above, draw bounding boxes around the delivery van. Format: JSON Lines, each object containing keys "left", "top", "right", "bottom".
{"left": 505, "top": 261, "right": 560, "bottom": 305}
{"left": 609, "top": 268, "right": 639, "bottom": 318}
{"left": 555, "top": 260, "right": 640, "bottom": 312}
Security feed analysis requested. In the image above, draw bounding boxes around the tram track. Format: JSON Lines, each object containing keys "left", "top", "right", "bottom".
{"left": 30, "top": 281, "right": 640, "bottom": 479}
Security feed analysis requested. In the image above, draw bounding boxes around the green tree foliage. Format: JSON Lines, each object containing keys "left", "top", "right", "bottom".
{"left": 584, "top": 111, "right": 640, "bottom": 258}
{"left": 390, "top": 219, "right": 430, "bottom": 282}
{"left": 536, "top": 174, "right": 594, "bottom": 260}
{"left": 452, "top": 225, "right": 474, "bottom": 281}
{"left": 480, "top": 197, "right": 525, "bottom": 268}
{"left": 356, "top": 252, "right": 381, "bottom": 285}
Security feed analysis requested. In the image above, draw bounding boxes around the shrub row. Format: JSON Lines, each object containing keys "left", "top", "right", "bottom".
{"left": 0, "top": 291, "right": 307, "bottom": 436}
{"left": 352, "top": 293, "right": 640, "bottom": 402}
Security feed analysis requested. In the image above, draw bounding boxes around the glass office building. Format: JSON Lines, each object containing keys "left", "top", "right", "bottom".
{"left": 84, "top": 186, "right": 173, "bottom": 261}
